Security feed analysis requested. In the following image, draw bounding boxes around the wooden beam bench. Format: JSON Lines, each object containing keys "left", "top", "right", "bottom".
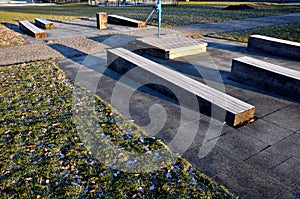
{"left": 108, "top": 15, "right": 146, "bottom": 28}
{"left": 248, "top": 35, "right": 300, "bottom": 60}
{"left": 107, "top": 48, "right": 255, "bottom": 126}
{"left": 230, "top": 56, "right": 300, "bottom": 101}
{"left": 34, "top": 18, "right": 54, "bottom": 30}
{"left": 19, "top": 20, "right": 46, "bottom": 38}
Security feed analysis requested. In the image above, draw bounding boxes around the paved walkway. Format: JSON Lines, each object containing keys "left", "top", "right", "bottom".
{"left": 180, "top": 12, "right": 300, "bottom": 34}
{"left": 1, "top": 13, "right": 300, "bottom": 199}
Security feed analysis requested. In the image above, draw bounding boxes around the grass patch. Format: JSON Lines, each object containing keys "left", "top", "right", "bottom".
{"left": 0, "top": 60, "right": 236, "bottom": 198}
{"left": 0, "top": 2, "right": 299, "bottom": 26}
{"left": 0, "top": 24, "right": 27, "bottom": 47}
{"left": 208, "top": 22, "right": 300, "bottom": 43}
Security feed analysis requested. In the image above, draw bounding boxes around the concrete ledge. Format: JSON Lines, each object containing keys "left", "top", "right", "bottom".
{"left": 108, "top": 15, "right": 146, "bottom": 28}
{"left": 248, "top": 35, "right": 300, "bottom": 60}
{"left": 230, "top": 56, "right": 300, "bottom": 101}
{"left": 34, "top": 18, "right": 54, "bottom": 30}
{"left": 19, "top": 20, "right": 46, "bottom": 38}
{"left": 107, "top": 48, "right": 255, "bottom": 126}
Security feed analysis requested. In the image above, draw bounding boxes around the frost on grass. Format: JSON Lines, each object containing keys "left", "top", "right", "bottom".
{"left": 0, "top": 61, "right": 236, "bottom": 198}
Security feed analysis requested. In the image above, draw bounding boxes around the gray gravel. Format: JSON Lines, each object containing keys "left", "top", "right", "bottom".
{"left": 0, "top": 20, "right": 180, "bottom": 66}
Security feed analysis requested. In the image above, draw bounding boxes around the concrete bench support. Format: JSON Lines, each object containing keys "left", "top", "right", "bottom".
{"left": 19, "top": 20, "right": 46, "bottom": 38}
{"left": 248, "top": 35, "right": 300, "bottom": 60}
{"left": 34, "top": 18, "right": 54, "bottom": 29}
{"left": 108, "top": 15, "right": 146, "bottom": 28}
{"left": 107, "top": 48, "right": 255, "bottom": 126}
{"left": 230, "top": 56, "right": 300, "bottom": 101}
{"left": 96, "top": 12, "right": 107, "bottom": 30}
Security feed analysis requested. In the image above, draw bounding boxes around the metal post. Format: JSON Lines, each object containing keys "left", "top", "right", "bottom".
{"left": 157, "top": 0, "right": 162, "bottom": 38}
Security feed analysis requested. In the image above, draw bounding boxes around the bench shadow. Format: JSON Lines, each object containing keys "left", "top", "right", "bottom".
{"left": 49, "top": 43, "right": 179, "bottom": 105}
{"left": 206, "top": 40, "right": 296, "bottom": 62}
{"left": 49, "top": 43, "right": 88, "bottom": 62}
{"left": 2, "top": 22, "right": 24, "bottom": 35}
{"left": 54, "top": 21, "right": 96, "bottom": 29}
{"left": 138, "top": 52, "right": 299, "bottom": 104}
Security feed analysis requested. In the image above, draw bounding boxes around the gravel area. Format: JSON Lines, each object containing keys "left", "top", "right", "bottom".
{"left": 0, "top": 20, "right": 180, "bottom": 66}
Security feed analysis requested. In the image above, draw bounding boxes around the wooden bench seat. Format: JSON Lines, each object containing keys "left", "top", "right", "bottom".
{"left": 34, "top": 18, "right": 54, "bottom": 30}
{"left": 230, "top": 56, "right": 300, "bottom": 101}
{"left": 248, "top": 35, "right": 300, "bottom": 60}
{"left": 19, "top": 20, "right": 46, "bottom": 38}
{"left": 107, "top": 48, "right": 255, "bottom": 126}
{"left": 108, "top": 15, "right": 146, "bottom": 28}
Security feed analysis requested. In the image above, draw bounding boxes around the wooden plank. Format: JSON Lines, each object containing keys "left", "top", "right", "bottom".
{"left": 248, "top": 35, "right": 300, "bottom": 60}
{"left": 96, "top": 12, "right": 107, "bottom": 30}
{"left": 107, "top": 48, "right": 255, "bottom": 126}
{"left": 130, "top": 36, "right": 207, "bottom": 59}
{"left": 19, "top": 20, "right": 46, "bottom": 38}
{"left": 34, "top": 18, "right": 54, "bottom": 30}
{"left": 230, "top": 56, "right": 300, "bottom": 101}
{"left": 107, "top": 15, "right": 146, "bottom": 28}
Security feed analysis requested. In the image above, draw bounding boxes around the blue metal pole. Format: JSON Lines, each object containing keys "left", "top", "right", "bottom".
{"left": 157, "top": 0, "right": 162, "bottom": 38}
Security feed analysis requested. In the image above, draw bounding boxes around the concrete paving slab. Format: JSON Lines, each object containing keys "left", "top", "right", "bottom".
{"left": 245, "top": 146, "right": 300, "bottom": 186}
{"left": 239, "top": 119, "right": 294, "bottom": 145}
{"left": 247, "top": 95, "right": 292, "bottom": 118}
{"left": 276, "top": 185, "right": 300, "bottom": 199}
{"left": 263, "top": 103, "right": 300, "bottom": 132}
{"left": 273, "top": 132, "right": 300, "bottom": 159}
{"left": 215, "top": 162, "right": 288, "bottom": 199}
{"left": 207, "top": 128, "right": 268, "bottom": 161}
{"left": 183, "top": 144, "right": 240, "bottom": 178}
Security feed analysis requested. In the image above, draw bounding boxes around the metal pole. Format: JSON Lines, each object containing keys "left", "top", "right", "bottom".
{"left": 157, "top": 0, "right": 162, "bottom": 38}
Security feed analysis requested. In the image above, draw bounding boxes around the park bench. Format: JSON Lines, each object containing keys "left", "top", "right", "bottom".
{"left": 129, "top": 36, "right": 207, "bottom": 59}
{"left": 108, "top": 15, "right": 146, "bottom": 28}
{"left": 34, "top": 18, "right": 54, "bottom": 30}
{"left": 248, "top": 35, "right": 300, "bottom": 60}
{"left": 18, "top": 20, "right": 46, "bottom": 38}
{"left": 107, "top": 47, "right": 255, "bottom": 126}
{"left": 230, "top": 56, "right": 300, "bottom": 101}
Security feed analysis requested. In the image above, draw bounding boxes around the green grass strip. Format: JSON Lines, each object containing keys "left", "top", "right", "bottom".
{"left": 209, "top": 22, "right": 300, "bottom": 43}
